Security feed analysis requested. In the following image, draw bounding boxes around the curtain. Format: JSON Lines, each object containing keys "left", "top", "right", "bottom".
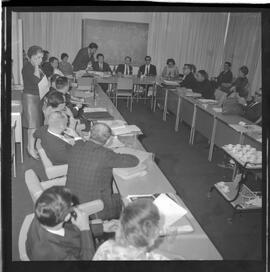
{"left": 147, "top": 13, "right": 228, "bottom": 76}
{"left": 223, "top": 13, "right": 261, "bottom": 95}
{"left": 18, "top": 12, "right": 81, "bottom": 63}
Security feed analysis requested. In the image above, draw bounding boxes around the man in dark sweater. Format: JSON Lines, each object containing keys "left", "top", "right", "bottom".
{"left": 66, "top": 123, "right": 139, "bottom": 220}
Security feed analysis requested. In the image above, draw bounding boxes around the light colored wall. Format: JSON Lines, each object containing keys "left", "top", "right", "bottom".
{"left": 81, "top": 12, "right": 152, "bottom": 23}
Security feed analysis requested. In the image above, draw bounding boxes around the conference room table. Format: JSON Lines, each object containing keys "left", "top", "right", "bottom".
{"left": 154, "top": 86, "right": 262, "bottom": 162}
{"left": 83, "top": 84, "right": 222, "bottom": 260}
{"left": 82, "top": 74, "right": 157, "bottom": 109}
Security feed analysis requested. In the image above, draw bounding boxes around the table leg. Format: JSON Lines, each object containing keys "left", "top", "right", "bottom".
{"left": 208, "top": 117, "right": 217, "bottom": 162}
{"left": 175, "top": 96, "right": 182, "bottom": 132}
{"left": 163, "top": 89, "right": 168, "bottom": 121}
{"left": 189, "top": 105, "right": 197, "bottom": 145}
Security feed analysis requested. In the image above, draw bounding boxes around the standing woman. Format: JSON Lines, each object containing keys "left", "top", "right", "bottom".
{"left": 22, "top": 45, "right": 49, "bottom": 159}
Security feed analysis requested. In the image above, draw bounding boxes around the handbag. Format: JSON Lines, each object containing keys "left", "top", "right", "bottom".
{"left": 222, "top": 97, "right": 244, "bottom": 115}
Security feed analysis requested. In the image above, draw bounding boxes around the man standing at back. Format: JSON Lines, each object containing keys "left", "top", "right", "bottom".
{"left": 66, "top": 123, "right": 139, "bottom": 220}
{"left": 72, "top": 43, "right": 98, "bottom": 72}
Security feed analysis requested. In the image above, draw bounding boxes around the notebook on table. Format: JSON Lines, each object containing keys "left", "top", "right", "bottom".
{"left": 82, "top": 111, "right": 114, "bottom": 121}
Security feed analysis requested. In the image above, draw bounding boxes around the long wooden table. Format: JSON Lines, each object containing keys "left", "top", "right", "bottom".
{"left": 155, "top": 86, "right": 262, "bottom": 162}
{"left": 84, "top": 84, "right": 222, "bottom": 260}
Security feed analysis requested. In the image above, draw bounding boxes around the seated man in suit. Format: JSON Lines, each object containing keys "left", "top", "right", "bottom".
{"left": 93, "top": 53, "right": 112, "bottom": 92}
{"left": 138, "top": 56, "right": 157, "bottom": 77}
{"left": 26, "top": 186, "right": 118, "bottom": 260}
{"left": 116, "top": 56, "right": 133, "bottom": 76}
{"left": 66, "top": 123, "right": 139, "bottom": 221}
{"left": 34, "top": 111, "right": 81, "bottom": 165}
{"left": 72, "top": 42, "right": 98, "bottom": 72}
{"left": 179, "top": 64, "right": 197, "bottom": 90}
{"left": 137, "top": 56, "right": 157, "bottom": 97}
{"left": 213, "top": 61, "right": 233, "bottom": 92}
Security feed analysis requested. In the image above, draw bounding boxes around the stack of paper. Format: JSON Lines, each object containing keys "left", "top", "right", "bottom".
{"left": 212, "top": 107, "right": 222, "bottom": 113}
{"left": 163, "top": 80, "right": 179, "bottom": 86}
{"left": 153, "top": 193, "right": 187, "bottom": 229}
{"left": 71, "top": 89, "right": 93, "bottom": 98}
{"left": 198, "top": 99, "right": 218, "bottom": 104}
{"left": 111, "top": 125, "right": 142, "bottom": 136}
{"left": 185, "top": 92, "right": 202, "bottom": 98}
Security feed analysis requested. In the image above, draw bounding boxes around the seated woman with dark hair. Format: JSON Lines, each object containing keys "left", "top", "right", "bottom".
{"left": 59, "top": 53, "right": 73, "bottom": 76}
{"left": 93, "top": 199, "right": 168, "bottom": 260}
{"left": 161, "top": 58, "right": 179, "bottom": 79}
{"left": 42, "top": 57, "right": 64, "bottom": 78}
{"left": 194, "top": 70, "right": 214, "bottom": 99}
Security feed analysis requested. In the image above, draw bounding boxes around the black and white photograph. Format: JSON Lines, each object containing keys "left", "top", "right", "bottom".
{"left": 1, "top": 3, "right": 268, "bottom": 272}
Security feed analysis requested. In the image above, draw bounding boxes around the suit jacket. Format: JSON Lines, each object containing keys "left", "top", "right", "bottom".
{"left": 33, "top": 125, "right": 73, "bottom": 165}
{"left": 26, "top": 217, "right": 95, "bottom": 260}
{"left": 180, "top": 72, "right": 197, "bottom": 90}
{"left": 66, "top": 141, "right": 139, "bottom": 219}
{"left": 92, "top": 61, "right": 112, "bottom": 73}
{"left": 116, "top": 64, "right": 133, "bottom": 75}
{"left": 193, "top": 79, "right": 214, "bottom": 99}
{"left": 138, "top": 64, "right": 157, "bottom": 77}
{"left": 72, "top": 47, "right": 95, "bottom": 72}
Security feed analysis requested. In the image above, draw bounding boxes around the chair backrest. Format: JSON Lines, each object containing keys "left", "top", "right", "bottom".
{"left": 36, "top": 139, "right": 68, "bottom": 179}
{"left": 117, "top": 77, "right": 133, "bottom": 91}
{"left": 133, "top": 66, "right": 139, "bottom": 76}
{"left": 18, "top": 213, "right": 34, "bottom": 261}
{"left": 25, "top": 169, "right": 45, "bottom": 202}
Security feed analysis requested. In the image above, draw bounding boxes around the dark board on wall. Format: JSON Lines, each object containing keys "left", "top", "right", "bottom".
{"left": 82, "top": 19, "right": 149, "bottom": 66}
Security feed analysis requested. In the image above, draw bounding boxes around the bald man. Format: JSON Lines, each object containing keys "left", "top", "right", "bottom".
{"left": 33, "top": 111, "right": 81, "bottom": 165}
{"left": 66, "top": 123, "right": 139, "bottom": 220}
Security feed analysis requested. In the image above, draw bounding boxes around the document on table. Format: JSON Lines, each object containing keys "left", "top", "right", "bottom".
{"left": 212, "top": 107, "right": 222, "bottom": 113}
{"left": 98, "top": 120, "right": 127, "bottom": 130}
{"left": 113, "top": 147, "right": 153, "bottom": 179}
{"left": 153, "top": 193, "right": 188, "bottom": 229}
{"left": 111, "top": 125, "right": 142, "bottom": 136}
{"left": 105, "top": 136, "right": 125, "bottom": 149}
{"left": 83, "top": 107, "right": 107, "bottom": 113}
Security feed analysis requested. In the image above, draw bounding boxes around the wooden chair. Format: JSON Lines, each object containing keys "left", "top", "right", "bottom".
{"left": 36, "top": 139, "right": 68, "bottom": 180}
{"left": 11, "top": 121, "right": 16, "bottom": 177}
{"left": 114, "top": 77, "right": 134, "bottom": 112}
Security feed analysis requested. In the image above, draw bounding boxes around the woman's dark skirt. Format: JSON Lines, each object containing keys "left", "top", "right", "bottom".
{"left": 22, "top": 93, "right": 43, "bottom": 129}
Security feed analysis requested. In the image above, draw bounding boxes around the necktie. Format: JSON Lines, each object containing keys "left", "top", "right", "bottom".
{"left": 146, "top": 65, "right": 149, "bottom": 76}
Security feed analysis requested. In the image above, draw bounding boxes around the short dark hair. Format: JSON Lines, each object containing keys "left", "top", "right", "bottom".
{"left": 125, "top": 56, "right": 132, "bottom": 62}
{"left": 167, "top": 58, "right": 175, "bottom": 65}
{"left": 145, "top": 56, "right": 151, "bottom": 61}
{"left": 97, "top": 53, "right": 104, "bottom": 59}
{"left": 50, "top": 74, "right": 60, "bottom": 84}
{"left": 27, "top": 45, "right": 43, "bottom": 58}
{"left": 49, "top": 57, "right": 58, "bottom": 63}
{"left": 224, "top": 61, "right": 232, "bottom": 67}
{"left": 190, "top": 64, "right": 196, "bottom": 73}
{"left": 89, "top": 43, "right": 98, "bottom": 49}
{"left": 119, "top": 199, "right": 160, "bottom": 248}
{"left": 55, "top": 76, "right": 69, "bottom": 90}
{"left": 46, "top": 90, "right": 65, "bottom": 108}
{"left": 61, "top": 53, "right": 69, "bottom": 60}
{"left": 184, "top": 64, "right": 193, "bottom": 71}
{"left": 35, "top": 186, "right": 79, "bottom": 227}
{"left": 240, "top": 66, "right": 249, "bottom": 76}
{"left": 197, "top": 70, "right": 209, "bottom": 80}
